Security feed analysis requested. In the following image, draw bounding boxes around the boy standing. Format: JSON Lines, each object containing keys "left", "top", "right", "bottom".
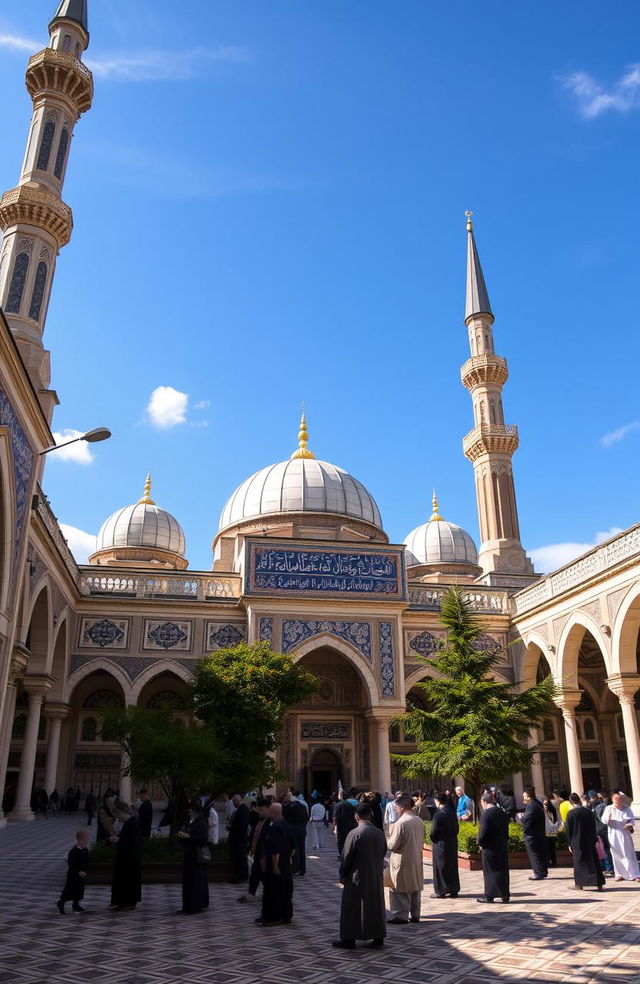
{"left": 57, "top": 829, "right": 90, "bottom": 914}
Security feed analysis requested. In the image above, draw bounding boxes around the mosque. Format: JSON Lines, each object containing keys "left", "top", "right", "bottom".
{"left": 0, "top": 2, "right": 639, "bottom": 823}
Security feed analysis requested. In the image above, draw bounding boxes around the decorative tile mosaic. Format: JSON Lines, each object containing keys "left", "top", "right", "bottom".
{"left": 80, "top": 617, "right": 128, "bottom": 649}
{"left": 379, "top": 622, "right": 395, "bottom": 697}
{"left": 206, "top": 622, "right": 246, "bottom": 650}
{"left": 144, "top": 620, "right": 191, "bottom": 651}
{"left": 0, "top": 385, "right": 34, "bottom": 561}
{"left": 259, "top": 617, "right": 273, "bottom": 643}
{"left": 281, "top": 619, "right": 372, "bottom": 662}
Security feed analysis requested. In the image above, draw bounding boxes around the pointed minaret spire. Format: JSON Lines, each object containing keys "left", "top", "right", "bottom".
{"left": 290, "top": 407, "right": 315, "bottom": 460}
{"left": 460, "top": 213, "right": 534, "bottom": 586}
{"left": 465, "top": 210, "right": 493, "bottom": 323}
{"left": 0, "top": 1, "right": 92, "bottom": 423}
{"left": 138, "top": 473, "right": 156, "bottom": 505}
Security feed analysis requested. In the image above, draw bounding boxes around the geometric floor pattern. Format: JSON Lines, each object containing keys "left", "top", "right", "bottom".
{"left": 1, "top": 814, "right": 640, "bottom": 984}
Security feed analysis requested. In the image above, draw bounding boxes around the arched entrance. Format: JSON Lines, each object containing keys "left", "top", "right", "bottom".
{"left": 308, "top": 747, "right": 341, "bottom": 798}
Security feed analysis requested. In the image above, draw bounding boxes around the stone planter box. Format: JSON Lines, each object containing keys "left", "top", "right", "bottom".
{"left": 89, "top": 861, "right": 235, "bottom": 885}
{"left": 423, "top": 846, "right": 572, "bottom": 871}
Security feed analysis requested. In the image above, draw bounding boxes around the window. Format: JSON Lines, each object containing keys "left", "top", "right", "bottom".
{"left": 36, "top": 121, "right": 56, "bottom": 171}
{"left": 6, "top": 252, "right": 30, "bottom": 313}
{"left": 54, "top": 129, "right": 69, "bottom": 180}
{"left": 63, "top": 34, "right": 71, "bottom": 52}
{"left": 28, "top": 261, "right": 48, "bottom": 321}
{"left": 583, "top": 717, "right": 596, "bottom": 741}
{"left": 81, "top": 717, "right": 97, "bottom": 742}
{"left": 542, "top": 718, "right": 556, "bottom": 742}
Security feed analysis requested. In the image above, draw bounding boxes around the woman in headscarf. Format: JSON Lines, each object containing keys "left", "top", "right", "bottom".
{"left": 110, "top": 800, "right": 142, "bottom": 910}
{"left": 177, "top": 801, "right": 210, "bottom": 914}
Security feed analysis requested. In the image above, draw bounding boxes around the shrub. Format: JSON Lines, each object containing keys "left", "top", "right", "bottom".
{"left": 424, "top": 820, "right": 567, "bottom": 855}
{"left": 91, "top": 835, "right": 230, "bottom": 864}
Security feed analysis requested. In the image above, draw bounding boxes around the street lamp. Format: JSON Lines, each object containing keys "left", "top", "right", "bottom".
{"left": 40, "top": 426, "right": 112, "bottom": 456}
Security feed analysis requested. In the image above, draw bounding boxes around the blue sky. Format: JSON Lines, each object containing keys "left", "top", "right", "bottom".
{"left": 1, "top": 1, "right": 639, "bottom": 571}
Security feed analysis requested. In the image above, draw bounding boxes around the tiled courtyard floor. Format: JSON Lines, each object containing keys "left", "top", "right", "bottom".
{"left": 1, "top": 814, "right": 640, "bottom": 984}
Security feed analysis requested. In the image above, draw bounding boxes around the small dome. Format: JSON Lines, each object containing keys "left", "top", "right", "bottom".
{"left": 96, "top": 475, "right": 186, "bottom": 557}
{"left": 404, "top": 494, "right": 477, "bottom": 568}
{"left": 218, "top": 411, "right": 383, "bottom": 533}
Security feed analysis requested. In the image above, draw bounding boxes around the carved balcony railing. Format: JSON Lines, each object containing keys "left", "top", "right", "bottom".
{"left": 462, "top": 422, "right": 519, "bottom": 461}
{"left": 33, "top": 485, "right": 79, "bottom": 580}
{"left": 514, "top": 523, "right": 640, "bottom": 615}
{"left": 77, "top": 568, "right": 242, "bottom": 601}
{"left": 408, "top": 584, "right": 512, "bottom": 615}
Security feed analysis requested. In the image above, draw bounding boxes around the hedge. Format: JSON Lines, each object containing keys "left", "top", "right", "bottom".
{"left": 91, "top": 835, "right": 230, "bottom": 864}
{"left": 424, "top": 822, "right": 567, "bottom": 855}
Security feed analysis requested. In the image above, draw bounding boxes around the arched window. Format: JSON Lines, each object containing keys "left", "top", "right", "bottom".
{"left": 75, "top": 42, "right": 81, "bottom": 57}
{"left": 146, "top": 690, "right": 188, "bottom": 710}
{"left": 11, "top": 714, "right": 27, "bottom": 740}
{"left": 29, "top": 261, "right": 48, "bottom": 321}
{"left": 81, "top": 716, "right": 97, "bottom": 742}
{"left": 583, "top": 717, "right": 596, "bottom": 741}
{"left": 36, "top": 121, "right": 56, "bottom": 171}
{"left": 83, "top": 689, "right": 123, "bottom": 708}
{"left": 389, "top": 723, "right": 400, "bottom": 743}
{"left": 6, "top": 252, "right": 30, "bottom": 313}
{"left": 490, "top": 401, "right": 497, "bottom": 424}
{"left": 63, "top": 34, "right": 71, "bottom": 52}
{"left": 575, "top": 720, "right": 583, "bottom": 741}
{"left": 54, "top": 129, "right": 69, "bottom": 180}
{"left": 542, "top": 718, "right": 556, "bottom": 742}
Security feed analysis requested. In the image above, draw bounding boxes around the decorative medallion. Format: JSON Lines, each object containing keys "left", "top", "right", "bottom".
{"left": 471, "top": 632, "right": 502, "bottom": 653}
{"left": 259, "top": 617, "right": 274, "bottom": 643}
{"left": 408, "top": 630, "right": 439, "bottom": 658}
{"left": 82, "top": 618, "right": 127, "bottom": 649}
{"left": 207, "top": 623, "right": 246, "bottom": 650}
{"left": 145, "top": 620, "right": 190, "bottom": 651}
{"left": 281, "top": 619, "right": 372, "bottom": 662}
{"left": 379, "top": 622, "right": 395, "bottom": 697}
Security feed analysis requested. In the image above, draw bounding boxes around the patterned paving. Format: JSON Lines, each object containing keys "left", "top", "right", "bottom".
{"left": 1, "top": 814, "right": 639, "bottom": 984}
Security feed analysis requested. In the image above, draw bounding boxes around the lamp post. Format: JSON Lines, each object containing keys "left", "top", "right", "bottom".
{"left": 39, "top": 427, "right": 111, "bottom": 456}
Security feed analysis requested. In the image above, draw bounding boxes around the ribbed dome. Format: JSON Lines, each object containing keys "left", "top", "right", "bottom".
{"left": 404, "top": 495, "right": 477, "bottom": 568}
{"left": 219, "top": 457, "right": 383, "bottom": 532}
{"left": 96, "top": 476, "right": 186, "bottom": 557}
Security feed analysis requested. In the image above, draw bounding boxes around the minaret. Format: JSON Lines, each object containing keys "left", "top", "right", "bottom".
{"left": 460, "top": 212, "right": 534, "bottom": 586}
{"left": 0, "top": 1, "right": 92, "bottom": 422}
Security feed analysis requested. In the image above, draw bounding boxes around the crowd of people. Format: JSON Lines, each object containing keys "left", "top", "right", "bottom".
{"left": 54, "top": 782, "right": 639, "bottom": 943}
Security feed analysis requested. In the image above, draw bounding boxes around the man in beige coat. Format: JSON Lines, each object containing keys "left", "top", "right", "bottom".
{"left": 386, "top": 794, "right": 425, "bottom": 924}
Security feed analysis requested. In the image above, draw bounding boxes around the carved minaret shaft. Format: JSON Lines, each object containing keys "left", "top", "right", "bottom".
{"left": 460, "top": 213, "right": 534, "bottom": 585}
{"left": 0, "top": 1, "right": 92, "bottom": 422}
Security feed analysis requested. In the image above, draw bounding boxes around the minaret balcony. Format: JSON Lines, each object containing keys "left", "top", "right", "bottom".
{"left": 460, "top": 353, "right": 508, "bottom": 390}
{"left": 0, "top": 185, "right": 72, "bottom": 248}
{"left": 26, "top": 48, "right": 93, "bottom": 117}
{"left": 462, "top": 422, "right": 519, "bottom": 461}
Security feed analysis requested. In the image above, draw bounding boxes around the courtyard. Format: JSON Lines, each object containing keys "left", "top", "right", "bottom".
{"left": 0, "top": 814, "right": 639, "bottom": 984}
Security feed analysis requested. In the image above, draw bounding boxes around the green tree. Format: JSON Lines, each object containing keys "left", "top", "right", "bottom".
{"left": 102, "top": 705, "right": 222, "bottom": 838}
{"left": 192, "top": 641, "right": 318, "bottom": 793}
{"left": 392, "top": 587, "right": 556, "bottom": 809}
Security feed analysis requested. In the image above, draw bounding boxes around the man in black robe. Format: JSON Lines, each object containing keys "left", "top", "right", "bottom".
{"left": 522, "top": 786, "right": 548, "bottom": 880}
{"left": 430, "top": 791, "right": 460, "bottom": 898}
{"left": 333, "top": 790, "right": 357, "bottom": 855}
{"left": 137, "top": 789, "right": 153, "bottom": 838}
{"left": 333, "top": 802, "right": 387, "bottom": 949}
{"left": 110, "top": 801, "right": 142, "bottom": 910}
{"left": 228, "top": 794, "right": 250, "bottom": 882}
{"left": 565, "top": 793, "right": 605, "bottom": 891}
{"left": 259, "top": 803, "right": 294, "bottom": 926}
{"left": 477, "top": 791, "right": 510, "bottom": 903}
{"left": 282, "top": 792, "right": 308, "bottom": 876}
{"left": 177, "top": 801, "right": 210, "bottom": 914}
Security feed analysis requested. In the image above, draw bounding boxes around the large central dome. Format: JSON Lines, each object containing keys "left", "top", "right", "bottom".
{"left": 217, "top": 412, "right": 383, "bottom": 535}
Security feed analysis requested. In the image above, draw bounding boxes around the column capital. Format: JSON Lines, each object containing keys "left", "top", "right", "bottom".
{"left": 366, "top": 709, "right": 397, "bottom": 728}
{"left": 22, "top": 674, "right": 54, "bottom": 699}
{"left": 553, "top": 689, "right": 582, "bottom": 713}
{"left": 606, "top": 674, "right": 640, "bottom": 703}
{"left": 9, "top": 644, "right": 29, "bottom": 684}
{"left": 44, "top": 701, "right": 71, "bottom": 721}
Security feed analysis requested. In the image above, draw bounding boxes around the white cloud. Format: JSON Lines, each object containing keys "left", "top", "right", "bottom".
{"left": 561, "top": 64, "right": 640, "bottom": 118}
{"left": 59, "top": 523, "right": 96, "bottom": 564}
{"left": 146, "top": 386, "right": 188, "bottom": 429}
{"left": 194, "top": 400, "right": 210, "bottom": 410}
{"left": 50, "top": 429, "right": 94, "bottom": 464}
{"left": 0, "top": 33, "right": 42, "bottom": 52}
{"left": 530, "top": 527, "right": 624, "bottom": 574}
{"left": 600, "top": 420, "right": 640, "bottom": 448}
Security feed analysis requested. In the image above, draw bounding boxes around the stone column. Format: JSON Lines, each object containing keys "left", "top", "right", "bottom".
{"left": 43, "top": 703, "right": 70, "bottom": 796}
{"left": 598, "top": 714, "right": 618, "bottom": 792}
{"left": 554, "top": 691, "right": 583, "bottom": 796}
{"left": 368, "top": 712, "right": 393, "bottom": 795}
{"left": 606, "top": 675, "right": 640, "bottom": 811}
{"left": 512, "top": 771, "right": 524, "bottom": 806}
{"left": 528, "top": 730, "right": 545, "bottom": 797}
{"left": 9, "top": 675, "right": 52, "bottom": 820}
{"left": 0, "top": 648, "right": 29, "bottom": 826}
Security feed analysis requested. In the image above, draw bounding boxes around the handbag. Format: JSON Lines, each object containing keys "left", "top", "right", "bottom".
{"left": 196, "top": 845, "right": 211, "bottom": 864}
{"left": 544, "top": 813, "right": 559, "bottom": 836}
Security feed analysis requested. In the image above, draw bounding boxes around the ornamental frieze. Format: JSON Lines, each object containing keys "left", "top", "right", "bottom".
{"left": 301, "top": 721, "right": 351, "bottom": 740}
{"left": 281, "top": 619, "right": 372, "bottom": 662}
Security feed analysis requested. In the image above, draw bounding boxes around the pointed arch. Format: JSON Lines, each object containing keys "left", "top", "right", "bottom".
{"left": 519, "top": 631, "right": 552, "bottom": 689}
{"left": 556, "top": 611, "right": 612, "bottom": 687}
{"left": 129, "top": 660, "right": 195, "bottom": 704}
{"left": 611, "top": 581, "right": 640, "bottom": 675}
{"left": 64, "top": 659, "right": 131, "bottom": 703}
{"left": 0, "top": 433, "right": 15, "bottom": 612}
{"left": 292, "top": 633, "right": 380, "bottom": 704}
{"left": 24, "top": 581, "right": 52, "bottom": 673}
{"left": 47, "top": 615, "right": 69, "bottom": 698}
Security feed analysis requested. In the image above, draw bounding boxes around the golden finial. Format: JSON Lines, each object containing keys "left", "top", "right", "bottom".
{"left": 290, "top": 407, "right": 315, "bottom": 460}
{"left": 138, "top": 472, "right": 156, "bottom": 505}
{"left": 465, "top": 209, "right": 473, "bottom": 232}
{"left": 430, "top": 489, "right": 443, "bottom": 522}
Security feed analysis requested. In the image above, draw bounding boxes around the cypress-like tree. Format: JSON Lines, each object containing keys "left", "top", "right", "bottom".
{"left": 393, "top": 587, "right": 556, "bottom": 807}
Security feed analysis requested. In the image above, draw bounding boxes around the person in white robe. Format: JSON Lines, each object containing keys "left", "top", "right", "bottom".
{"left": 601, "top": 793, "right": 640, "bottom": 881}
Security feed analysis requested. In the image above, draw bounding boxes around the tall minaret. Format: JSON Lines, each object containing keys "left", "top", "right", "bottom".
{"left": 460, "top": 212, "right": 534, "bottom": 586}
{"left": 0, "top": 1, "right": 92, "bottom": 423}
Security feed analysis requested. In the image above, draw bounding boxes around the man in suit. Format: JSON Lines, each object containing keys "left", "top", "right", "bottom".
{"left": 477, "top": 791, "right": 510, "bottom": 903}
{"left": 522, "top": 786, "right": 548, "bottom": 880}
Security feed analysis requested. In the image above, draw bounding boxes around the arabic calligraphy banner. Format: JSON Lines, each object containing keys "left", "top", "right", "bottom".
{"left": 245, "top": 541, "right": 406, "bottom": 600}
